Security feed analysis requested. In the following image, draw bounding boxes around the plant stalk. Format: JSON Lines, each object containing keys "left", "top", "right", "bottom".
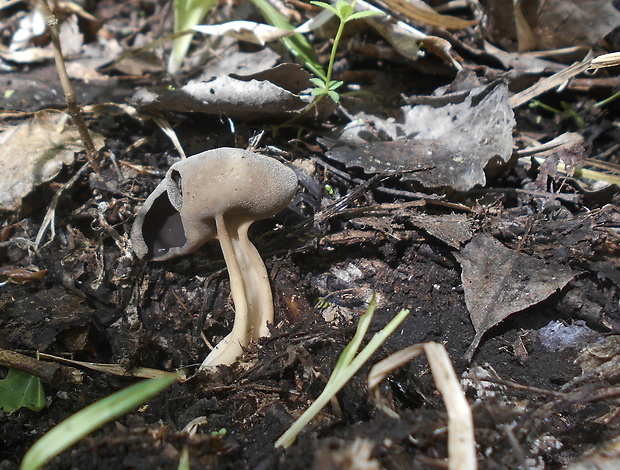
{"left": 38, "top": 0, "right": 99, "bottom": 172}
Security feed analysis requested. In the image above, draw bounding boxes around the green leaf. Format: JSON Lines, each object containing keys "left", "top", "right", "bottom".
{"left": 347, "top": 10, "right": 385, "bottom": 22}
{"left": 335, "top": 1, "right": 354, "bottom": 21}
{"left": 328, "top": 91, "right": 340, "bottom": 102}
{"left": 168, "top": 0, "right": 218, "bottom": 74}
{"left": 0, "top": 370, "right": 45, "bottom": 412}
{"left": 310, "top": 77, "right": 327, "bottom": 88}
{"left": 21, "top": 373, "right": 179, "bottom": 470}
{"left": 311, "top": 88, "right": 326, "bottom": 96}
{"left": 310, "top": 1, "right": 338, "bottom": 16}
{"left": 249, "top": 0, "right": 326, "bottom": 80}
{"left": 328, "top": 80, "right": 344, "bottom": 90}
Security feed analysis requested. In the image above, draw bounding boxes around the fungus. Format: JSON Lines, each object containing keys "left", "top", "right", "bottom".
{"left": 131, "top": 148, "right": 298, "bottom": 368}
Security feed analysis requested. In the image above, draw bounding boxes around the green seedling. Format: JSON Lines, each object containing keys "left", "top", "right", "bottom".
{"left": 178, "top": 445, "right": 190, "bottom": 470}
{"left": 21, "top": 373, "right": 179, "bottom": 470}
{"left": 275, "top": 294, "right": 411, "bottom": 448}
{"left": 0, "top": 370, "right": 45, "bottom": 412}
{"left": 530, "top": 99, "right": 586, "bottom": 127}
{"left": 592, "top": 89, "right": 620, "bottom": 108}
{"left": 210, "top": 428, "right": 227, "bottom": 437}
{"left": 529, "top": 89, "right": 620, "bottom": 129}
{"left": 309, "top": 0, "right": 384, "bottom": 103}
{"left": 315, "top": 297, "right": 330, "bottom": 309}
{"left": 168, "top": 0, "right": 218, "bottom": 74}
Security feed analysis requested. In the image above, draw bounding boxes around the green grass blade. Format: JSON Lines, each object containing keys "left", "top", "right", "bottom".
{"left": 21, "top": 373, "right": 179, "bottom": 470}
{"left": 275, "top": 305, "right": 411, "bottom": 448}
{"left": 168, "top": 0, "right": 217, "bottom": 74}
{"left": 248, "top": 0, "right": 326, "bottom": 80}
{"left": 329, "top": 293, "right": 377, "bottom": 381}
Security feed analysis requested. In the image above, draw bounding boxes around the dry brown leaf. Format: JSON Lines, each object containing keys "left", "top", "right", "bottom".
{"left": 455, "top": 234, "right": 579, "bottom": 361}
{"left": 376, "top": 0, "right": 477, "bottom": 29}
{"left": 0, "top": 111, "right": 105, "bottom": 211}
{"left": 483, "top": 0, "right": 620, "bottom": 52}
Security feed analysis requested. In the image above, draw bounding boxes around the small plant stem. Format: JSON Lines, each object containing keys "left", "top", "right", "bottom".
{"left": 325, "top": 19, "right": 347, "bottom": 87}
{"left": 37, "top": 0, "right": 100, "bottom": 172}
{"left": 592, "top": 89, "right": 620, "bottom": 108}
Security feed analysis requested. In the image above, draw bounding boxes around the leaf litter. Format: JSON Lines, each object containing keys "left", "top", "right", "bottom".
{"left": 321, "top": 81, "right": 515, "bottom": 191}
{"left": 0, "top": 112, "right": 105, "bottom": 211}
{"left": 455, "top": 234, "right": 580, "bottom": 361}
{"left": 0, "top": 0, "right": 620, "bottom": 468}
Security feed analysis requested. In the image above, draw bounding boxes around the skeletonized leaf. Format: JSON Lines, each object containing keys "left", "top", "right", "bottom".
{"left": 455, "top": 234, "right": 579, "bottom": 360}
{"left": 322, "top": 82, "right": 514, "bottom": 191}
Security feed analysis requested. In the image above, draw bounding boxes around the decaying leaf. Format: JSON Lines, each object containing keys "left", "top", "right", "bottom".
{"left": 483, "top": 0, "right": 620, "bottom": 52}
{"left": 322, "top": 82, "right": 515, "bottom": 191}
{"left": 455, "top": 234, "right": 579, "bottom": 360}
{"left": 535, "top": 137, "right": 587, "bottom": 188}
{"left": 0, "top": 266, "right": 48, "bottom": 284}
{"left": 0, "top": 112, "right": 105, "bottom": 211}
{"left": 133, "top": 65, "right": 310, "bottom": 120}
{"left": 409, "top": 213, "right": 473, "bottom": 249}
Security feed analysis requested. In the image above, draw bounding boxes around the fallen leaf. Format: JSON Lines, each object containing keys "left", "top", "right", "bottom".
{"left": 322, "top": 82, "right": 515, "bottom": 191}
{"left": 133, "top": 71, "right": 308, "bottom": 120}
{"left": 408, "top": 213, "right": 473, "bottom": 249}
{"left": 455, "top": 234, "right": 579, "bottom": 360}
{"left": 201, "top": 48, "right": 280, "bottom": 78}
{"left": 0, "top": 112, "right": 105, "bottom": 211}
{"left": 483, "top": 0, "right": 620, "bottom": 51}
{"left": 536, "top": 138, "right": 587, "bottom": 188}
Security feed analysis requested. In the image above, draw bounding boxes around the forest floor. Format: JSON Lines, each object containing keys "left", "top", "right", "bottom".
{"left": 1, "top": 1, "right": 620, "bottom": 469}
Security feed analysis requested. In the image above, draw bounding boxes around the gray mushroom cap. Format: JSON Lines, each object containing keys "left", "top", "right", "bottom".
{"left": 131, "top": 148, "right": 298, "bottom": 261}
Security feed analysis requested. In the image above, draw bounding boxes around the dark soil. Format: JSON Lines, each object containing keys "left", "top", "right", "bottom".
{"left": 2, "top": 1, "right": 620, "bottom": 469}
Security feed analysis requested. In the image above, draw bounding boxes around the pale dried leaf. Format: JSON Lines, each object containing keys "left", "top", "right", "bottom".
{"left": 589, "top": 52, "right": 620, "bottom": 70}
{"left": 133, "top": 74, "right": 307, "bottom": 120}
{"left": 0, "top": 112, "right": 105, "bottom": 211}
{"left": 194, "top": 21, "right": 296, "bottom": 46}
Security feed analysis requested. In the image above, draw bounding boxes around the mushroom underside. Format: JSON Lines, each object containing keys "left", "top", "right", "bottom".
{"left": 140, "top": 190, "right": 187, "bottom": 260}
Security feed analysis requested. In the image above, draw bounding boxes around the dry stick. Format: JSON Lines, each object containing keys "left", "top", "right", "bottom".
{"left": 38, "top": 0, "right": 99, "bottom": 172}
{"left": 0, "top": 347, "right": 82, "bottom": 384}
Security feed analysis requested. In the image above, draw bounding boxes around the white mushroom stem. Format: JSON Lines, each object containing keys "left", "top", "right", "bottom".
{"left": 200, "top": 215, "right": 274, "bottom": 368}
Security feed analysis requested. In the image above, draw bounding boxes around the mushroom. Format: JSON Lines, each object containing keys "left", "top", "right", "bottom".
{"left": 131, "top": 148, "right": 297, "bottom": 368}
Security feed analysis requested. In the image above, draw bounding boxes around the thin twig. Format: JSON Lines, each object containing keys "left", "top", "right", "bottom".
{"left": 34, "top": 162, "right": 90, "bottom": 249}
{"left": 38, "top": 0, "right": 100, "bottom": 172}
